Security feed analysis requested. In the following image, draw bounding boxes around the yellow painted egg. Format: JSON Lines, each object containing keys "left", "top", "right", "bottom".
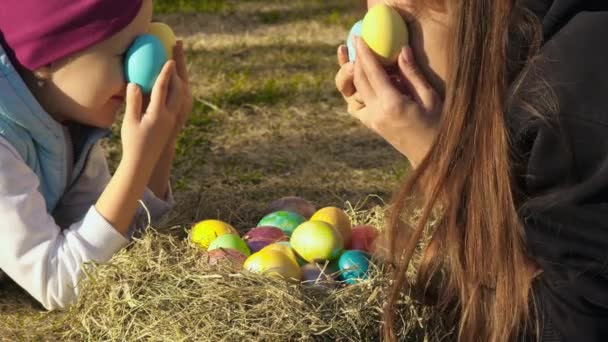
{"left": 261, "top": 242, "right": 299, "bottom": 266}
{"left": 148, "top": 22, "right": 176, "bottom": 59}
{"left": 243, "top": 250, "right": 302, "bottom": 282}
{"left": 361, "top": 3, "right": 408, "bottom": 65}
{"left": 290, "top": 220, "right": 344, "bottom": 262}
{"left": 190, "top": 219, "right": 238, "bottom": 250}
{"left": 310, "top": 207, "right": 352, "bottom": 247}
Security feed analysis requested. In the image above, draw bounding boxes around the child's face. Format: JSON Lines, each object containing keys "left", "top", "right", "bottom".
{"left": 368, "top": 0, "right": 450, "bottom": 96}
{"left": 32, "top": 0, "right": 153, "bottom": 128}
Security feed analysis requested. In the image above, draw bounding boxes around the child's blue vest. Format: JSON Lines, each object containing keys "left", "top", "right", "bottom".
{"left": 0, "top": 45, "right": 109, "bottom": 213}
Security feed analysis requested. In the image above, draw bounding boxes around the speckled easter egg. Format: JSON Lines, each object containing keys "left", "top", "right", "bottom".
{"left": 257, "top": 211, "right": 306, "bottom": 237}
{"left": 124, "top": 34, "right": 167, "bottom": 93}
{"left": 190, "top": 219, "right": 238, "bottom": 250}
{"left": 243, "top": 249, "right": 302, "bottom": 282}
{"left": 338, "top": 250, "right": 371, "bottom": 285}
{"left": 290, "top": 220, "right": 344, "bottom": 262}
{"left": 310, "top": 207, "right": 352, "bottom": 247}
{"left": 243, "top": 226, "right": 289, "bottom": 253}
{"left": 265, "top": 196, "right": 316, "bottom": 219}
{"left": 361, "top": 3, "right": 408, "bottom": 65}
{"left": 148, "top": 22, "right": 176, "bottom": 59}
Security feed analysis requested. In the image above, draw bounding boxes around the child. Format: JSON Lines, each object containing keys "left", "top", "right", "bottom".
{"left": 336, "top": 0, "right": 607, "bottom": 341}
{"left": 0, "top": 0, "right": 192, "bottom": 310}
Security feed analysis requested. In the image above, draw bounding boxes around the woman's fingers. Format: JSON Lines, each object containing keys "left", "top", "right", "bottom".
{"left": 337, "top": 44, "right": 349, "bottom": 66}
{"left": 397, "top": 46, "right": 440, "bottom": 111}
{"left": 353, "top": 37, "right": 376, "bottom": 102}
{"left": 335, "top": 62, "right": 356, "bottom": 97}
{"left": 354, "top": 36, "right": 401, "bottom": 100}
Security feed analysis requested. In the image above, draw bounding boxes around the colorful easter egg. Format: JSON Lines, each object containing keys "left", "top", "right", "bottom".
{"left": 290, "top": 220, "right": 344, "bottom": 262}
{"left": 261, "top": 242, "right": 305, "bottom": 266}
{"left": 257, "top": 211, "right": 306, "bottom": 237}
{"left": 310, "top": 207, "right": 353, "bottom": 247}
{"left": 124, "top": 34, "right": 167, "bottom": 93}
{"left": 275, "top": 241, "right": 307, "bottom": 266}
{"left": 208, "top": 234, "right": 251, "bottom": 257}
{"left": 361, "top": 3, "right": 408, "bottom": 65}
{"left": 346, "top": 20, "right": 363, "bottom": 62}
{"left": 190, "top": 219, "right": 238, "bottom": 250}
{"left": 243, "top": 226, "right": 289, "bottom": 253}
{"left": 338, "top": 250, "right": 371, "bottom": 284}
{"left": 300, "top": 263, "right": 338, "bottom": 289}
{"left": 205, "top": 248, "right": 247, "bottom": 268}
{"left": 349, "top": 225, "right": 379, "bottom": 253}
{"left": 148, "top": 22, "right": 176, "bottom": 59}
{"left": 265, "top": 196, "right": 316, "bottom": 219}
{"left": 243, "top": 249, "right": 302, "bottom": 282}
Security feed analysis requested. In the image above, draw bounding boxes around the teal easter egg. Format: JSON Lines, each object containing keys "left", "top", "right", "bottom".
{"left": 257, "top": 211, "right": 306, "bottom": 237}
{"left": 347, "top": 20, "right": 363, "bottom": 62}
{"left": 125, "top": 34, "right": 167, "bottom": 94}
{"left": 338, "top": 250, "right": 370, "bottom": 285}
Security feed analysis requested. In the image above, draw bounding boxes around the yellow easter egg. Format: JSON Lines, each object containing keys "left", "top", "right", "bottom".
{"left": 148, "top": 22, "right": 176, "bottom": 59}
{"left": 261, "top": 242, "right": 299, "bottom": 265}
{"left": 190, "top": 219, "right": 238, "bottom": 250}
{"left": 310, "top": 207, "right": 352, "bottom": 247}
{"left": 243, "top": 250, "right": 302, "bottom": 282}
{"left": 361, "top": 3, "right": 408, "bottom": 65}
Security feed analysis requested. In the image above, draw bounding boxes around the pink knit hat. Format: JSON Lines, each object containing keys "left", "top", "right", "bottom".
{"left": 0, "top": 0, "right": 143, "bottom": 70}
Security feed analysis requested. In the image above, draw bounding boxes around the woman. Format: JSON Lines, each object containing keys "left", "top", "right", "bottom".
{"left": 335, "top": 0, "right": 608, "bottom": 340}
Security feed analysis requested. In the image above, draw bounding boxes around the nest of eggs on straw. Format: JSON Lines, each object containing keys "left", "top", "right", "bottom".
{"left": 58, "top": 197, "right": 428, "bottom": 340}
{"left": 194, "top": 197, "right": 385, "bottom": 289}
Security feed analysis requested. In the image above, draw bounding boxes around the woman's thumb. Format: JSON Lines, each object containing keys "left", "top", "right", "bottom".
{"left": 124, "top": 83, "right": 142, "bottom": 123}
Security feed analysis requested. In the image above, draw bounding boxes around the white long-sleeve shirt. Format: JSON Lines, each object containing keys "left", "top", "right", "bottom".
{"left": 0, "top": 136, "right": 173, "bottom": 310}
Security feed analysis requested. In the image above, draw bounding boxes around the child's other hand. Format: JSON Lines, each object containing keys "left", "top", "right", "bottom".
{"left": 171, "top": 40, "right": 193, "bottom": 139}
{"left": 334, "top": 37, "right": 442, "bottom": 168}
{"left": 121, "top": 60, "right": 184, "bottom": 170}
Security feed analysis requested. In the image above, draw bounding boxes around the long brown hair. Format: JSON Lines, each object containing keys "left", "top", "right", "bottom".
{"left": 383, "top": 0, "right": 546, "bottom": 341}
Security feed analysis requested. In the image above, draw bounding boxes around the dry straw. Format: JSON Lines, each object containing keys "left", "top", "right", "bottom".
{"left": 56, "top": 202, "right": 427, "bottom": 341}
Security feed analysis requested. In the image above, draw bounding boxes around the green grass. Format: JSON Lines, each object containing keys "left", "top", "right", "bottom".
{"left": 154, "top": 0, "right": 232, "bottom": 14}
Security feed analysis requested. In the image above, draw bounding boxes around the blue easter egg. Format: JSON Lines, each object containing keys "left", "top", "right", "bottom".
{"left": 124, "top": 34, "right": 167, "bottom": 94}
{"left": 347, "top": 20, "right": 363, "bottom": 62}
{"left": 338, "top": 250, "right": 370, "bottom": 284}
{"left": 257, "top": 211, "right": 306, "bottom": 237}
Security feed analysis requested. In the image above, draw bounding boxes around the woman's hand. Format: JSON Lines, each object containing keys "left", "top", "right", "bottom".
{"left": 334, "top": 37, "right": 442, "bottom": 168}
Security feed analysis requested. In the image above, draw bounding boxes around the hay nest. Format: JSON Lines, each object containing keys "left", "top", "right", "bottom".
{"left": 58, "top": 204, "right": 427, "bottom": 341}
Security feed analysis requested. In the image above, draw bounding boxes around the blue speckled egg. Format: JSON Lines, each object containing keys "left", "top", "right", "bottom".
{"left": 124, "top": 34, "right": 167, "bottom": 94}
{"left": 338, "top": 250, "right": 370, "bottom": 285}
{"left": 346, "top": 20, "right": 362, "bottom": 62}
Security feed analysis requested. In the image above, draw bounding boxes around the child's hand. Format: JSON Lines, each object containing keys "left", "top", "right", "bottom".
{"left": 335, "top": 37, "right": 442, "bottom": 168}
{"left": 171, "top": 40, "right": 193, "bottom": 140}
{"left": 121, "top": 61, "right": 184, "bottom": 171}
